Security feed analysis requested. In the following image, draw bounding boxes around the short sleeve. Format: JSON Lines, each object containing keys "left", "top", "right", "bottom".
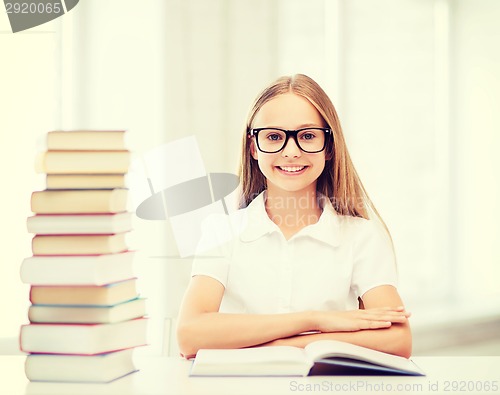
{"left": 190, "top": 214, "right": 234, "bottom": 288}
{"left": 350, "top": 219, "right": 398, "bottom": 298}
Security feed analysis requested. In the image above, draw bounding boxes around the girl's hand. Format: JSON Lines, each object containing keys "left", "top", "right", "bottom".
{"left": 312, "top": 306, "right": 411, "bottom": 333}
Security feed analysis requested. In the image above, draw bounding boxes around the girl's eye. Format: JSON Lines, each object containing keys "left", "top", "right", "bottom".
{"left": 301, "top": 133, "right": 316, "bottom": 140}
{"left": 267, "top": 133, "right": 283, "bottom": 141}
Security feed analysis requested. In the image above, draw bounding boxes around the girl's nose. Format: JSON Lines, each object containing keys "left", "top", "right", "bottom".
{"left": 281, "top": 137, "right": 301, "bottom": 158}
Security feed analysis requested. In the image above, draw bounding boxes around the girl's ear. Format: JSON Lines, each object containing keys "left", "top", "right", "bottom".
{"left": 250, "top": 139, "right": 259, "bottom": 160}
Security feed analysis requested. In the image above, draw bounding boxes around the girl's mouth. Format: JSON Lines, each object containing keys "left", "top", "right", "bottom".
{"left": 276, "top": 165, "right": 307, "bottom": 175}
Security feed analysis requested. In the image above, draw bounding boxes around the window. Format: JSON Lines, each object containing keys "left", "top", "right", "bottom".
{"left": 0, "top": 17, "right": 58, "bottom": 341}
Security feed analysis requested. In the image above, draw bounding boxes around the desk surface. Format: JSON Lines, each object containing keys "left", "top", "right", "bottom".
{"left": 1, "top": 356, "right": 499, "bottom": 395}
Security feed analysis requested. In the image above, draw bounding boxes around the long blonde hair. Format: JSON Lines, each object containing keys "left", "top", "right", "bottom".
{"left": 238, "top": 74, "right": 390, "bottom": 234}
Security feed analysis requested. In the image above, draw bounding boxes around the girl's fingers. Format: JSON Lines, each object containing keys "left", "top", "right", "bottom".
{"left": 365, "top": 307, "right": 411, "bottom": 317}
{"left": 358, "top": 320, "right": 392, "bottom": 330}
{"left": 317, "top": 308, "right": 411, "bottom": 333}
{"left": 361, "top": 315, "right": 407, "bottom": 323}
{"left": 369, "top": 321, "right": 392, "bottom": 329}
{"left": 359, "top": 310, "right": 410, "bottom": 322}
{"left": 371, "top": 306, "right": 407, "bottom": 313}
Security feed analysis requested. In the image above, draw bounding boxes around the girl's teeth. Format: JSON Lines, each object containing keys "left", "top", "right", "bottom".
{"left": 280, "top": 166, "right": 305, "bottom": 172}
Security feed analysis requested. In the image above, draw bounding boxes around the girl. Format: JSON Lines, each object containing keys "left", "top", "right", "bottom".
{"left": 177, "top": 74, "right": 411, "bottom": 359}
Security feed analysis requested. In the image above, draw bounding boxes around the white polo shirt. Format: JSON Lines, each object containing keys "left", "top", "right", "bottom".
{"left": 191, "top": 191, "right": 397, "bottom": 314}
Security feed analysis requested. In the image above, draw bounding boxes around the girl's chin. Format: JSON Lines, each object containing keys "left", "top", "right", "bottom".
{"left": 266, "top": 180, "right": 317, "bottom": 194}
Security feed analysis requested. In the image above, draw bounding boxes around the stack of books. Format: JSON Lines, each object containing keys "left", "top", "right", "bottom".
{"left": 20, "top": 131, "right": 147, "bottom": 383}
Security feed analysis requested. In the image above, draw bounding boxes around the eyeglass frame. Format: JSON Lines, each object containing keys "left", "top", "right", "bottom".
{"left": 248, "top": 127, "right": 332, "bottom": 153}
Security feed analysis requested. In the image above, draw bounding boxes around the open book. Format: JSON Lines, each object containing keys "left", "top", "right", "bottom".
{"left": 190, "top": 340, "right": 425, "bottom": 377}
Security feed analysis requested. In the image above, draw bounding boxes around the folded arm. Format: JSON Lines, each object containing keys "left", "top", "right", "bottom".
{"left": 260, "top": 286, "right": 412, "bottom": 358}
{"left": 176, "top": 275, "right": 313, "bottom": 358}
{"left": 176, "top": 277, "right": 410, "bottom": 358}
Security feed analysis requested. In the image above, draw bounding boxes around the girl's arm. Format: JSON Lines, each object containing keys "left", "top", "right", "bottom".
{"left": 260, "top": 285, "right": 412, "bottom": 358}
{"left": 176, "top": 277, "right": 409, "bottom": 358}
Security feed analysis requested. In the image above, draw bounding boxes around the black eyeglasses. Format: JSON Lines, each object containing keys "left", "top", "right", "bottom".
{"left": 248, "top": 127, "right": 332, "bottom": 153}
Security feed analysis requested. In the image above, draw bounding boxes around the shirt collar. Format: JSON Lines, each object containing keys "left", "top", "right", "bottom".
{"left": 239, "top": 191, "right": 279, "bottom": 242}
{"left": 239, "top": 191, "right": 341, "bottom": 247}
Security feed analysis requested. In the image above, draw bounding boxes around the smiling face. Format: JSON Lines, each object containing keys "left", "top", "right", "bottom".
{"left": 250, "top": 92, "right": 327, "bottom": 196}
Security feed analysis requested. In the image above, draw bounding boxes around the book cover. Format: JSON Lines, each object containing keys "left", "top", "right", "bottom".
{"left": 46, "top": 174, "right": 127, "bottom": 189}
{"left": 20, "top": 251, "right": 135, "bottom": 285}
{"left": 28, "top": 297, "right": 146, "bottom": 324}
{"left": 29, "top": 278, "right": 138, "bottom": 305}
{"left": 27, "top": 212, "right": 132, "bottom": 234}
{"left": 31, "top": 233, "right": 128, "bottom": 255}
{"left": 31, "top": 189, "right": 128, "bottom": 214}
{"left": 25, "top": 348, "right": 137, "bottom": 383}
{"left": 46, "top": 130, "right": 126, "bottom": 151}
{"left": 20, "top": 317, "right": 148, "bottom": 355}
{"left": 35, "top": 150, "right": 130, "bottom": 174}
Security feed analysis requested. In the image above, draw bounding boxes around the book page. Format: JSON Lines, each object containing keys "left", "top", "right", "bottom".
{"left": 196, "top": 346, "right": 308, "bottom": 366}
{"left": 304, "top": 340, "right": 422, "bottom": 374}
{"left": 191, "top": 346, "right": 314, "bottom": 376}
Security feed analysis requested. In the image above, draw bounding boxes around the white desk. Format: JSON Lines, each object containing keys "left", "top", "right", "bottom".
{"left": 1, "top": 356, "right": 499, "bottom": 395}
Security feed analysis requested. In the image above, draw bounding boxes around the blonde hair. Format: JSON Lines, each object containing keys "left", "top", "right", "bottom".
{"left": 238, "top": 74, "right": 390, "bottom": 235}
